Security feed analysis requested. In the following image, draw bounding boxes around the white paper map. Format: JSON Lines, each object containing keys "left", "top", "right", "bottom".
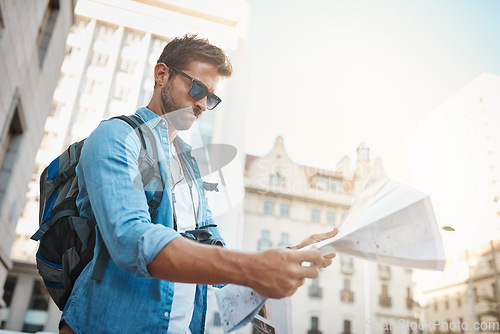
{"left": 216, "top": 178, "right": 446, "bottom": 333}
{"left": 301, "top": 177, "right": 446, "bottom": 270}
{"left": 215, "top": 284, "right": 266, "bottom": 333}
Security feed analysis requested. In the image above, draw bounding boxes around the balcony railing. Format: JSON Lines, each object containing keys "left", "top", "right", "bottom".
{"left": 379, "top": 295, "right": 392, "bottom": 307}
{"left": 340, "top": 289, "right": 354, "bottom": 303}
{"left": 309, "top": 286, "right": 323, "bottom": 298}
{"left": 406, "top": 296, "right": 414, "bottom": 309}
{"left": 307, "top": 330, "right": 322, "bottom": 334}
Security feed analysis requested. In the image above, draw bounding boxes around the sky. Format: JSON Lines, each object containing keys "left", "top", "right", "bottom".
{"left": 242, "top": 0, "right": 500, "bottom": 183}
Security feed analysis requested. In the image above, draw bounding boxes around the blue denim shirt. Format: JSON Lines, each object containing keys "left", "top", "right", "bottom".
{"left": 61, "top": 107, "right": 224, "bottom": 333}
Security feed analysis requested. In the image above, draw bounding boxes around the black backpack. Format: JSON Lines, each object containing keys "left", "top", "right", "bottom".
{"left": 30, "top": 115, "right": 163, "bottom": 311}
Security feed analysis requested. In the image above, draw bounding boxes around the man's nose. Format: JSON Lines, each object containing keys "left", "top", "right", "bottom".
{"left": 194, "top": 96, "right": 207, "bottom": 114}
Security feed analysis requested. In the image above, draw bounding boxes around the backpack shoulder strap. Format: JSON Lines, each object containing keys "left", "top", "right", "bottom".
{"left": 91, "top": 115, "right": 164, "bottom": 282}
{"left": 112, "top": 115, "right": 163, "bottom": 219}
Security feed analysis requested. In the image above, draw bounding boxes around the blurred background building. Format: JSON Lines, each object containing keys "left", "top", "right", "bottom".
{"left": 409, "top": 72, "right": 500, "bottom": 333}
{"left": 204, "top": 138, "right": 416, "bottom": 334}
{"left": 417, "top": 240, "right": 500, "bottom": 333}
{"left": 0, "top": 0, "right": 76, "bottom": 330}
{"left": 1, "top": 0, "right": 248, "bottom": 332}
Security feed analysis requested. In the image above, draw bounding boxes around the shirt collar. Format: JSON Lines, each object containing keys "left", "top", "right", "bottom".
{"left": 136, "top": 107, "right": 164, "bottom": 129}
{"left": 136, "top": 107, "right": 193, "bottom": 154}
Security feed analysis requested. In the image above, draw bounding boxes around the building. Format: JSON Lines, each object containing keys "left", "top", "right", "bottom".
{"left": 415, "top": 239, "right": 500, "bottom": 333}
{"left": 205, "top": 137, "right": 416, "bottom": 334}
{"left": 408, "top": 72, "right": 500, "bottom": 255}
{"left": 409, "top": 73, "right": 500, "bottom": 333}
{"left": 0, "top": 0, "right": 75, "bottom": 329}
{"left": 2, "top": 0, "right": 249, "bottom": 332}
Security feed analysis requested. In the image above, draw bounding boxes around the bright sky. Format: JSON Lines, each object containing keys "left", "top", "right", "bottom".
{"left": 243, "top": 0, "right": 500, "bottom": 183}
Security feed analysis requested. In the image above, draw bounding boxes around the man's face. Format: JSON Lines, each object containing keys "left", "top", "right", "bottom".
{"left": 160, "top": 61, "right": 220, "bottom": 131}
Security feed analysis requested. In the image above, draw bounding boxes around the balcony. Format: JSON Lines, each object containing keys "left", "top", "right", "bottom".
{"left": 407, "top": 296, "right": 414, "bottom": 309}
{"left": 379, "top": 295, "right": 392, "bottom": 307}
{"left": 309, "top": 286, "right": 323, "bottom": 298}
{"left": 341, "top": 263, "right": 354, "bottom": 275}
{"left": 307, "top": 330, "right": 322, "bottom": 334}
{"left": 340, "top": 289, "right": 354, "bottom": 303}
{"left": 378, "top": 265, "right": 391, "bottom": 280}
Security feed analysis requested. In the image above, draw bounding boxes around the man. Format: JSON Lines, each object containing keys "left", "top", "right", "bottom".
{"left": 60, "top": 35, "right": 337, "bottom": 333}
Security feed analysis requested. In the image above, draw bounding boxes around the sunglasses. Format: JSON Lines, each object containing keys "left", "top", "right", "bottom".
{"left": 166, "top": 65, "right": 222, "bottom": 110}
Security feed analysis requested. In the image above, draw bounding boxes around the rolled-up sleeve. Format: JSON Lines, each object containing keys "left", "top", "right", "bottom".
{"left": 77, "top": 119, "right": 179, "bottom": 278}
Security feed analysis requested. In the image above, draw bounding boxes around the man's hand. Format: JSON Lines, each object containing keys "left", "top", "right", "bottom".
{"left": 243, "top": 248, "right": 325, "bottom": 299}
{"left": 290, "top": 227, "right": 338, "bottom": 268}
{"left": 148, "top": 227, "right": 340, "bottom": 300}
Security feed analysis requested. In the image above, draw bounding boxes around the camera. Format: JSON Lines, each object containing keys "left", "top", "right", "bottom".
{"left": 181, "top": 224, "right": 223, "bottom": 247}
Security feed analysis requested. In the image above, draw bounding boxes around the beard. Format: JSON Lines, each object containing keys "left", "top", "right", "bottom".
{"left": 160, "top": 81, "right": 198, "bottom": 131}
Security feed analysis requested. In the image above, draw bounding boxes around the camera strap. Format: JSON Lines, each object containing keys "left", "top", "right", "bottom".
{"left": 171, "top": 137, "right": 199, "bottom": 232}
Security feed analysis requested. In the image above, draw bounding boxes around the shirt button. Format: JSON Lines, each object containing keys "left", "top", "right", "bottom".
{"left": 162, "top": 121, "right": 166, "bottom": 126}
{"left": 164, "top": 311, "right": 169, "bottom": 318}
{"left": 162, "top": 137, "right": 167, "bottom": 142}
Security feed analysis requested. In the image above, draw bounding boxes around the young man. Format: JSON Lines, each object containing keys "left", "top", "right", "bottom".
{"left": 60, "top": 35, "right": 337, "bottom": 334}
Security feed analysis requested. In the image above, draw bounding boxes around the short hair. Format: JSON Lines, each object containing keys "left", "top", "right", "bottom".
{"left": 155, "top": 34, "right": 232, "bottom": 87}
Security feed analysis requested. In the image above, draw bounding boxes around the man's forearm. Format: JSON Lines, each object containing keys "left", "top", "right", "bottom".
{"left": 147, "top": 237, "right": 254, "bottom": 286}
{"left": 146, "top": 236, "right": 326, "bottom": 299}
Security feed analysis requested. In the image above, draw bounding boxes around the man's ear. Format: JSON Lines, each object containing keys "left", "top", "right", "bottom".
{"left": 154, "top": 63, "right": 169, "bottom": 87}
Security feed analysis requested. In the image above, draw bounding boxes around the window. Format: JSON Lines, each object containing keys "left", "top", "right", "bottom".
{"left": 91, "top": 51, "right": 109, "bottom": 67}
{"left": 258, "top": 230, "right": 272, "bottom": 250}
{"left": 378, "top": 264, "right": 391, "bottom": 279}
{"left": 1, "top": 276, "right": 18, "bottom": 328}
{"left": 308, "top": 278, "right": 322, "bottom": 298}
{"left": 379, "top": 284, "right": 392, "bottom": 307}
{"left": 340, "top": 255, "right": 353, "bottom": 275}
{"left": 94, "top": 24, "right": 115, "bottom": 43}
{"left": 83, "top": 78, "right": 98, "bottom": 95}
{"left": 311, "top": 209, "right": 320, "bottom": 223}
{"left": 307, "top": 316, "right": 321, "bottom": 334}
{"left": 37, "top": 0, "right": 60, "bottom": 67}
{"left": 118, "top": 58, "right": 137, "bottom": 74}
{"left": 434, "top": 297, "right": 438, "bottom": 311}
{"left": 278, "top": 233, "right": 289, "bottom": 248}
{"left": 493, "top": 283, "right": 498, "bottom": 297}
{"left": 314, "top": 175, "right": 342, "bottom": 192}
{"left": 270, "top": 172, "right": 281, "bottom": 185}
{"left": 406, "top": 287, "right": 413, "bottom": 309}
{"left": 326, "top": 211, "right": 335, "bottom": 225}
{"left": 113, "top": 84, "right": 131, "bottom": 101}
{"left": 343, "top": 320, "right": 352, "bottom": 334}
{"left": 49, "top": 101, "right": 65, "bottom": 118}
{"left": 444, "top": 294, "right": 449, "bottom": 310}
{"left": 0, "top": 93, "right": 26, "bottom": 208}
{"left": 457, "top": 292, "right": 462, "bottom": 308}
{"left": 340, "top": 279, "right": 354, "bottom": 303}
{"left": 22, "top": 280, "right": 50, "bottom": 332}
{"left": 279, "top": 203, "right": 289, "bottom": 218}
{"left": 263, "top": 201, "right": 274, "bottom": 215}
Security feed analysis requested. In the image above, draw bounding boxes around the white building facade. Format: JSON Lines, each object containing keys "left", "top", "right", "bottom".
{"left": 3, "top": 0, "right": 249, "bottom": 332}
{"left": 205, "top": 137, "right": 416, "bottom": 334}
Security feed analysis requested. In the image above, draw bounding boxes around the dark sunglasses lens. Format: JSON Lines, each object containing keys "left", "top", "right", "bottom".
{"left": 206, "top": 95, "right": 221, "bottom": 110}
{"left": 189, "top": 83, "right": 207, "bottom": 100}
